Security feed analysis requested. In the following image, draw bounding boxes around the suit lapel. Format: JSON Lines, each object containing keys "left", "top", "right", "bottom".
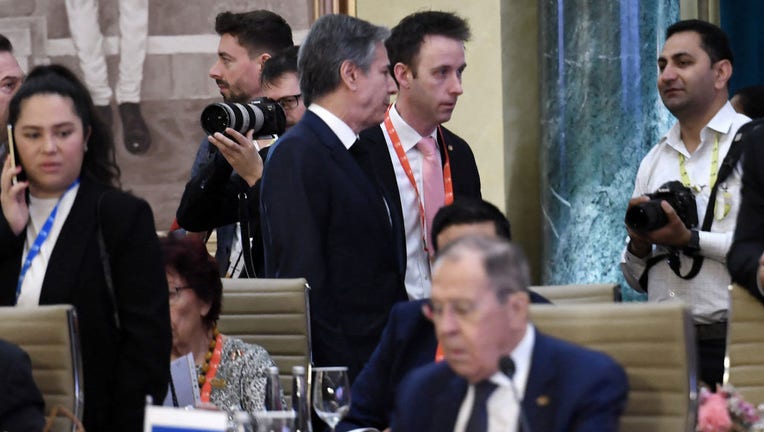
{"left": 40, "top": 181, "right": 99, "bottom": 304}
{"left": 523, "top": 332, "right": 557, "bottom": 431}
{"left": 304, "top": 112, "right": 392, "bottom": 233}
{"left": 431, "top": 369, "right": 469, "bottom": 432}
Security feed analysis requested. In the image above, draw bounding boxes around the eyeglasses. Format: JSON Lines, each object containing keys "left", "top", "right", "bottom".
{"left": 276, "top": 94, "right": 302, "bottom": 111}
{"left": 168, "top": 285, "right": 192, "bottom": 302}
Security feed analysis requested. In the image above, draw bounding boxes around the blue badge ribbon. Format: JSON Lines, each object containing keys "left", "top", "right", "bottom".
{"left": 15, "top": 179, "right": 80, "bottom": 304}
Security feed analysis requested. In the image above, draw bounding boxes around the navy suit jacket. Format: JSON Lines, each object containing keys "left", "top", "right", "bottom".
{"left": 260, "top": 111, "right": 407, "bottom": 381}
{"left": 358, "top": 124, "right": 481, "bottom": 269}
{"left": 392, "top": 331, "right": 628, "bottom": 432}
{"left": 337, "top": 293, "right": 551, "bottom": 432}
{"left": 728, "top": 119, "right": 764, "bottom": 303}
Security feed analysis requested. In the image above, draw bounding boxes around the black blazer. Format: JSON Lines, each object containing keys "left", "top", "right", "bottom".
{"left": 177, "top": 144, "right": 272, "bottom": 277}
{"left": 0, "top": 339, "right": 45, "bottom": 431}
{"left": 392, "top": 331, "right": 629, "bottom": 432}
{"left": 360, "top": 125, "right": 480, "bottom": 241}
{"left": 0, "top": 179, "right": 171, "bottom": 431}
{"left": 260, "top": 111, "right": 407, "bottom": 382}
{"left": 729, "top": 119, "right": 764, "bottom": 302}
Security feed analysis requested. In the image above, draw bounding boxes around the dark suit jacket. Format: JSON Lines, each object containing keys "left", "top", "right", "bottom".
{"left": 358, "top": 125, "right": 481, "bottom": 268}
{"left": 337, "top": 293, "right": 551, "bottom": 432}
{"left": 0, "top": 340, "right": 45, "bottom": 431}
{"left": 728, "top": 119, "right": 764, "bottom": 303}
{"left": 0, "top": 179, "right": 171, "bottom": 431}
{"left": 392, "top": 331, "right": 628, "bottom": 432}
{"left": 177, "top": 141, "right": 271, "bottom": 277}
{"left": 260, "top": 111, "right": 407, "bottom": 382}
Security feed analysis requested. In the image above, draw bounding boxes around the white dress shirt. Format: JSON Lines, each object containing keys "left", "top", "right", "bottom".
{"left": 454, "top": 323, "right": 536, "bottom": 432}
{"left": 309, "top": 104, "right": 358, "bottom": 149}
{"left": 380, "top": 104, "right": 441, "bottom": 299}
{"left": 18, "top": 184, "right": 80, "bottom": 307}
{"left": 621, "top": 102, "right": 750, "bottom": 323}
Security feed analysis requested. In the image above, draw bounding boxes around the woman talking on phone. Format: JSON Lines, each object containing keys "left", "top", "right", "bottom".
{"left": 0, "top": 64, "right": 171, "bottom": 431}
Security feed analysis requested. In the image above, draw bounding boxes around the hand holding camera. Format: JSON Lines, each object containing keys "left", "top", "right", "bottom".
{"left": 208, "top": 128, "right": 263, "bottom": 187}
{"left": 625, "top": 181, "right": 698, "bottom": 254}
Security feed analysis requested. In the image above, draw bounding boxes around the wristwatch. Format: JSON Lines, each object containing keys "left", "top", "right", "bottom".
{"left": 683, "top": 229, "right": 701, "bottom": 256}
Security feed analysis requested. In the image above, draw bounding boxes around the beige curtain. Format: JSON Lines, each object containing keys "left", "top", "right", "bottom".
{"left": 680, "top": 0, "right": 720, "bottom": 24}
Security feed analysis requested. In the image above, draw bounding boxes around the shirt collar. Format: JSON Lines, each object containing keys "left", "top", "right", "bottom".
{"left": 389, "top": 103, "right": 438, "bottom": 152}
{"left": 309, "top": 104, "right": 358, "bottom": 150}
{"left": 662, "top": 101, "right": 749, "bottom": 154}
{"left": 490, "top": 323, "right": 535, "bottom": 396}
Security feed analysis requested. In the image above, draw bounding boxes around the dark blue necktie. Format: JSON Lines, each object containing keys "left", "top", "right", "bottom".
{"left": 465, "top": 380, "right": 498, "bottom": 432}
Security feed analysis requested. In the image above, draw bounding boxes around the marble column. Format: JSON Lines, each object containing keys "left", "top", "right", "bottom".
{"left": 539, "top": 0, "right": 679, "bottom": 300}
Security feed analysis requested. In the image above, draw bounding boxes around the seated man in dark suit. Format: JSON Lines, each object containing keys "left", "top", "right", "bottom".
{"left": 0, "top": 339, "right": 45, "bottom": 431}
{"left": 337, "top": 198, "right": 549, "bottom": 432}
{"left": 393, "top": 236, "right": 628, "bottom": 432}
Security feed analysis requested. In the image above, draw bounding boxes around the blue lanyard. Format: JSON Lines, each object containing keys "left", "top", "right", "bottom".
{"left": 15, "top": 179, "right": 80, "bottom": 305}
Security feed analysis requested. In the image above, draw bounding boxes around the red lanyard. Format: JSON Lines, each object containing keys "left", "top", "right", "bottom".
{"left": 383, "top": 105, "right": 454, "bottom": 253}
{"left": 435, "top": 343, "right": 445, "bottom": 362}
{"left": 200, "top": 333, "right": 223, "bottom": 403}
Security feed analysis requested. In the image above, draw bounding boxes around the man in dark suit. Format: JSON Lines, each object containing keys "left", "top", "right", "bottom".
{"left": 260, "top": 14, "right": 403, "bottom": 382}
{"left": 393, "top": 236, "right": 628, "bottom": 432}
{"left": 176, "top": 10, "right": 293, "bottom": 277}
{"left": 337, "top": 197, "right": 550, "bottom": 432}
{"left": 728, "top": 119, "right": 764, "bottom": 303}
{"left": 359, "top": 11, "right": 480, "bottom": 301}
{"left": 0, "top": 339, "right": 45, "bottom": 431}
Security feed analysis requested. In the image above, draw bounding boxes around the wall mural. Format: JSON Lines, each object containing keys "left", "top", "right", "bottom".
{"left": 0, "top": 0, "right": 315, "bottom": 229}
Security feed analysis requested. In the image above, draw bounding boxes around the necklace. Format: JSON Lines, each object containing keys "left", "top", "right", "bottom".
{"left": 198, "top": 327, "right": 221, "bottom": 387}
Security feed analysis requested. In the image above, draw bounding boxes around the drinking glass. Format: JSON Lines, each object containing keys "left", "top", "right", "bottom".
{"left": 312, "top": 366, "right": 351, "bottom": 432}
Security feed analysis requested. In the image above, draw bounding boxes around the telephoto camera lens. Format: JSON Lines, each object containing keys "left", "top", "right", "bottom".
{"left": 200, "top": 97, "right": 286, "bottom": 137}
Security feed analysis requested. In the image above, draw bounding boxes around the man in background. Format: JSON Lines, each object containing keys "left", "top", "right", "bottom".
{"left": 0, "top": 34, "right": 23, "bottom": 174}
{"left": 260, "top": 14, "right": 402, "bottom": 382}
{"left": 261, "top": 46, "right": 306, "bottom": 130}
{"left": 360, "top": 11, "right": 481, "bottom": 300}
{"left": 621, "top": 19, "right": 750, "bottom": 386}
{"left": 176, "top": 10, "right": 293, "bottom": 277}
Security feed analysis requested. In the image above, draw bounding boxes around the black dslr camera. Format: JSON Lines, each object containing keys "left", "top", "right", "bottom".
{"left": 625, "top": 180, "right": 698, "bottom": 232}
{"left": 200, "top": 97, "right": 286, "bottom": 138}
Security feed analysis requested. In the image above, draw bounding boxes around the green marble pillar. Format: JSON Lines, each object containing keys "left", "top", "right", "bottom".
{"left": 539, "top": 0, "right": 679, "bottom": 299}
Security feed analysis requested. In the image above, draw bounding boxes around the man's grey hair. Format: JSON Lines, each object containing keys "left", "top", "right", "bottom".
{"left": 298, "top": 14, "right": 389, "bottom": 106}
{"left": 434, "top": 235, "right": 531, "bottom": 302}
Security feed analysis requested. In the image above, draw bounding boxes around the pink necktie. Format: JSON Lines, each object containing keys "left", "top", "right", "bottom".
{"left": 416, "top": 136, "right": 445, "bottom": 252}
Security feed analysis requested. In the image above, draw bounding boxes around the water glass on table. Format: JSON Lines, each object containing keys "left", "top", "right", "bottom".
{"left": 312, "top": 366, "right": 351, "bottom": 432}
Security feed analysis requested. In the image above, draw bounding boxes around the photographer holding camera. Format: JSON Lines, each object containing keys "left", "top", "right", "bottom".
{"left": 621, "top": 20, "right": 750, "bottom": 387}
{"left": 176, "top": 10, "right": 293, "bottom": 278}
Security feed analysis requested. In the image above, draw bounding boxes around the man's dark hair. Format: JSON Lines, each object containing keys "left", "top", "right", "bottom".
{"left": 0, "top": 34, "right": 13, "bottom": 53}
{"left": 733, "top": 85, "right": 764, "bottom": 119}
{"left": 431, "top": 197, "right": 511, "bottom": 252}
{"left": 386, "top": 11, "right": 470, "bottom": 73}
{"left": 261, "top": 45, "right": 299, "bottom": 88}
{"left": 215, "top": 10, "right": 293, "bottom": 58}
{"left": 666, "top": 19, "right": 733, "bottom": 66}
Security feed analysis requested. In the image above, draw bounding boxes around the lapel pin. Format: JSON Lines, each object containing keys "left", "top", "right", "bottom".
{"left": 448, "top": 145, "right": 454, "bottom": 151}
{"left": 536, "top": 395, "right": 550, "bottom": 406}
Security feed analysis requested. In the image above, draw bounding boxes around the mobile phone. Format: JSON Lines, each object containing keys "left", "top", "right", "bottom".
{"left": 7, "top": 124, "right": 19, "bottom": 185}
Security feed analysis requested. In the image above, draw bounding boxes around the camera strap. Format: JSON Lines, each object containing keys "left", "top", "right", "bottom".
{"left": 639, "top": 130, "right": 746, "bottom": 289}
{"left": 237, "top": 191, "right": 257, "bottom": 278}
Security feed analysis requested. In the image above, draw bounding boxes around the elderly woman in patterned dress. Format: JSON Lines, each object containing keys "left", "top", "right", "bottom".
{"left": 160, "top": 234, "right": 277, "bottom": 413}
